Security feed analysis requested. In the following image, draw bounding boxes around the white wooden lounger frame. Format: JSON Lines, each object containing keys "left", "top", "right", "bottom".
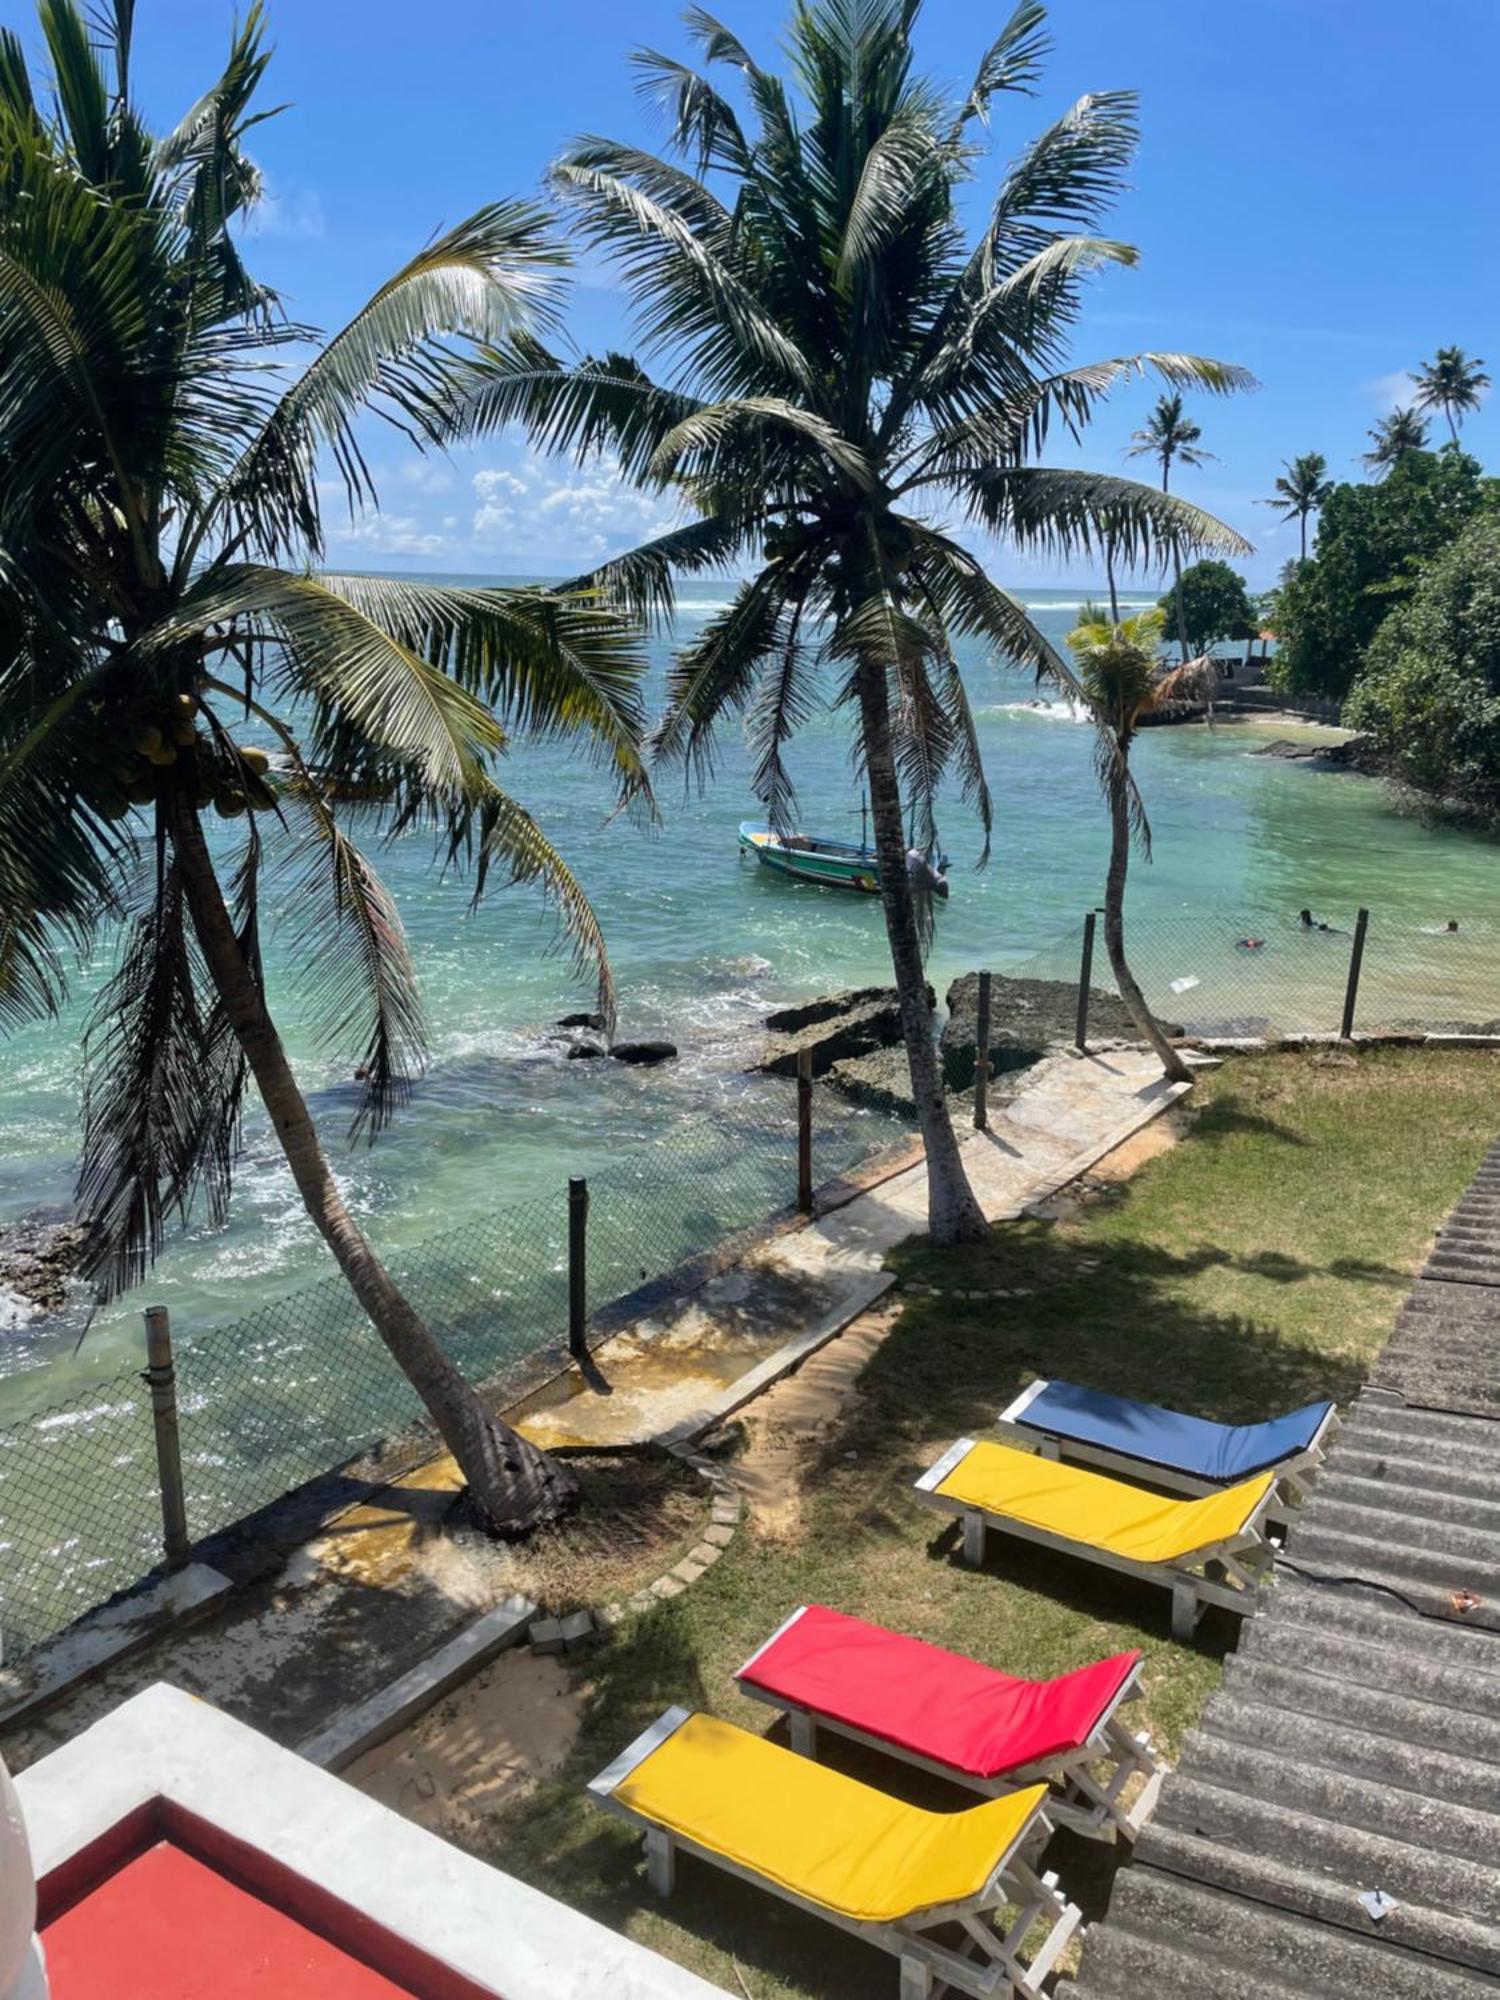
{"left": 915, "top": 1438, "right": 1279, "bottom": 1643}
{"left": 589, "top": 1705, "right": 1084, "bottom": 2000}
{"left": 735, "top": 1606, "right": 1162, "bottom": 1844}
{"left": 994, "top": 1381, "right": 1340, "bottom": 1519}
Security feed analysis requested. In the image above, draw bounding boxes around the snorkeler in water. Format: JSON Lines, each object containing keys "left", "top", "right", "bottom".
{"left": 1298, "top": 908, "right": 1341, "bottom": 933}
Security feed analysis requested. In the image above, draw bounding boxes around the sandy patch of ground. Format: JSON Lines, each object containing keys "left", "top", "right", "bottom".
{"left": 1086, "top": 1102, "right": 1188, "bottom": 1182}
{"left": 343, "top": 1648, "right": 584, "bottom": 1836}
{"left": 733, "top": 1299, "right": 901, "bottom": 1539}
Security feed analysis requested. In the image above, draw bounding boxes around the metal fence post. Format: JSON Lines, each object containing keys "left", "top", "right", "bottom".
{"left": 1075, "top": 912, "right": 1098, "bottom": 1052}
{"left": 1341, "top": 907, "right": 1370, "bottom": 1039}
{"left": 973, "top": 971, "right": 992, "bottom": 1130}
{"left": 797, "top": 1049, "right": 814, "bottom": 1213}
{"left": 568, "top": 1177, "right": 589, "bottom": 1364}
{"left": 142, "top": 1306, "right": 190, "bottom": 1573}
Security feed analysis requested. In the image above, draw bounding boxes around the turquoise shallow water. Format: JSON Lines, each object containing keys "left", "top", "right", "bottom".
{"left": 2, "top": 580, "right": 1498, "bottom": 1390}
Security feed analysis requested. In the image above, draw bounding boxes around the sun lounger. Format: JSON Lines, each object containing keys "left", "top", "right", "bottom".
{"left": 589, "top": 1706, "right": 1082, "bottom": 1999}
{"left": 735, "top": 1603, "right": 1161, "bottom": 1842}
{"left": 915, "top": 1438, "right": 1278, "bottom": 1640}
{"left": 995, "top": 1379, "right": 1337, "bottom": 1508}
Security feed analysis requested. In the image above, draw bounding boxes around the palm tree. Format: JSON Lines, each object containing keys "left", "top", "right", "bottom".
{"left": 1066, "top": 609, "right": 1215, "bottom": 1082}
{"left": 470, "top": 0, "right": 1251, "bottom": 1244}
{"left": 0, "top": 4, "right": 652, "bottom": 1531}
{"left": 1411, "top": 346, "right": 1490, "bottom": 441}
{"left": 1362, "top": 407, "right": 1429, "bottom": 475}
{"left": 1126, "top": 392, "right": 1216, "bottom": 662}
{"left": 1261, "top": 451, "right": 1332, "bottom": 561}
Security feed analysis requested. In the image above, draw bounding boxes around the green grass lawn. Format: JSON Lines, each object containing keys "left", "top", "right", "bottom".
{"left": 466, "top": 1048, "right": 1499, "bottom": 1999}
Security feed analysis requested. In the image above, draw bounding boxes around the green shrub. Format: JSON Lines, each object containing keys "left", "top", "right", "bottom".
{"left": 1345, "top": 515, "right": 1500, "bottom": 812}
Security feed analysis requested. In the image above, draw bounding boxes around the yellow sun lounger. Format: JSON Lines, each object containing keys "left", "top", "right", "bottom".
{"left": 589, "top": 1707, "right": 1082, "bottom": 1999}
{"left": 915, "top": 1438, "right": 1278, "bottom": 1640}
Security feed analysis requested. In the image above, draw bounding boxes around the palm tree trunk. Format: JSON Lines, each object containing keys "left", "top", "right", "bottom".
{"left": 169, "top": 800, "right": 576, "bottom": 1534}
{"left": 854, "top": 661, "right": 987, "bottom": 1245}
{"left": 1105, "top": 534, "right": 1120, "bottom": 628}
{"left": 1160, "top": 460, "right": 1190, "bottom": 664}
{"left": 1299, "top": 512, "right": 1307, "bottom": 563}
{"left": 1170, "top": 540, "right": 1190, "bottom": 663}
{"left": 1103, "top": 756, "right": 1191, "bottom": 1084}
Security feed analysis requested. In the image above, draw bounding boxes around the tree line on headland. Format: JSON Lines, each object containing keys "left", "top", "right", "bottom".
{"left": 1147, "top": 349, "right": 1498, "bottom": 823}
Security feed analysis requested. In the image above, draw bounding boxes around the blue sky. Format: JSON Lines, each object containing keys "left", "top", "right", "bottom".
{"left": 6, "top": 0, "right": 1497, "bottom": 587}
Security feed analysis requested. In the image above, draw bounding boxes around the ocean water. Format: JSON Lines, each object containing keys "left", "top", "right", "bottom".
{"left": 2, "top": 580, "right": 1498, "bottom": 1392}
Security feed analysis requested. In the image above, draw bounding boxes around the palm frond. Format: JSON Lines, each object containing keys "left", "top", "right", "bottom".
{"left": 157, "top": 566, "right": 505, "bottom": 795}
{"left": 650, "top": 396, "right": 874, "bottom": 488}
{"left": 957, "top": 465, "right": 1253, "bottom": 565}
{"left": 277, "top": 784, "right": 428, "bottom": 1142}
{"left": 953, "top": 1, "right": 1050, "bottom": 128}
{"left": 459, "top": 334, "right": 704, "bottom": 485}
{"left": 220, "top": 201, "right": 567, "bottom": 556}
{"left": 456, "top": 777, "right": 619, "bottom": 1035}
{"left": 75, "top": 849, "right": 246, "bottom": 1299}
{"left": 650, "top": 567, "right": 786, "bottom": 783}
{"left": 313, "top": 573, "right": 652, "bottom": 807}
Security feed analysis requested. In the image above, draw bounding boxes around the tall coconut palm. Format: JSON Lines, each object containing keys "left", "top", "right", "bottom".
{"left": 469, "top": 0, "right": 1252, "bottom": 1244}
{"left": 1066, "top": 608, "right": 1215, "bottom": 1083}
{"left": 1126, "top": 391, "right": 1216, "bottom": 661}
{"left": 1261, "top": 451, "right": 1332, "bottom": 561}
{"left": 0, "top": 3, "right": 653, "bottom": 1531}
{"left": 1362, "top": 407, "right": 1429, "bottom": 475}
{"left": 1411, "top": 346, "right": 1490, "bottom": 441}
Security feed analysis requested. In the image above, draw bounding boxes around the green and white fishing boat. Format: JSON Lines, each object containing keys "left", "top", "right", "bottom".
{"left": 738, "top": 821, "right": 883, "bottom": 893}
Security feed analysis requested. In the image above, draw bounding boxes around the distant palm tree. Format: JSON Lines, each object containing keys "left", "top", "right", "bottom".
{"left": 1066, "top": 609, "right": 1216, "bottom": 1082}
{"left": 476, "top": 0, "right": 1253, "bottom": 1243}
{"left": 1126, "top": 393, "right": 1217, "bottom": 660}
{"left": 0, "top": 2, "right": 653, "bottom": 1532}
{"left": 1411, "top": 347, "right": 1491, "bottom": 441}
{"left": 1262, "top": 452, "right": 1333, "bottom": 561}
{"left": 1362, "top": 407, "right": 1429, "bottom": 475}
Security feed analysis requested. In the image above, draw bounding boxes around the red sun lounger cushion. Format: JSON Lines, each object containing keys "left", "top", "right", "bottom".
{"left": 737, "top": 1604, "right": 1140, "bottom": 1780}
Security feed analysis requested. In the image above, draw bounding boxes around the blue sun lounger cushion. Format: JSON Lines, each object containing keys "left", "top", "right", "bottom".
{"left": 999, "top": 1380, "right": 1336, "bottom": 1485}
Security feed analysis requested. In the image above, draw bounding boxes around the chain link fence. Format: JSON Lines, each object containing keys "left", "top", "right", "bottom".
{"left": 0, "top": 1075, "right": 905, "bottom": 1668}
{"left": 1001, "top": 907, "right": 1500, "bottom": 1044}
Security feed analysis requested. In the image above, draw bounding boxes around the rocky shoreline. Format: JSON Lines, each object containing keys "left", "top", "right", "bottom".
{"left": 752, "top": 972, "right": 1170, "bottom": 1116}
{"left": 0, "top": 1212, "right": 88, "bottom": 1325}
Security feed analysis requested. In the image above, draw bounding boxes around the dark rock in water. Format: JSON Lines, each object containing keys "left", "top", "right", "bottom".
{"left": 611, "top": 1040, "right": 677, "bottom": 1066}
{"left": 756, "top": 984, "right": 935, "bottom": 1081}
{"left": 763, "top": 987, "right": 893, "bottom": 1035}
{"left": 556, "top": 1010, "right": 605, "bottom": 1030}
{"left": 942, "top": 971, "right": 1182, "bottom": 1087}
{"left": 567, "top": 1041, "right": 606, "bottom": 1059}
{"left": 0, "top": 1210, "right": 89, "bottom": 1319}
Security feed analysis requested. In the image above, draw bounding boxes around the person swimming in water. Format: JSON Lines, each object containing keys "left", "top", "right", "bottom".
{"left": 1298, "top": 908, "right": 1341, "bottom": 933}
{"left": 1235, "top": 936, "right": 1265, "bottom": 951}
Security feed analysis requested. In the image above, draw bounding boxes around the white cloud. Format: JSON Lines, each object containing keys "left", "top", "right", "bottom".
{"left": 469, "top": 453, "right": 678, "bottom": 559}
{"left": 242, "top": 177, "right": 326, "bottom": 242}
{"left": 1365, "top": 367, "right": 1415, "bottom": 414}
{"left": 394, "top": 460, "right": 455, "bottom": 495}
{"left": 326, "top": 512, "right": 452, "bottom": 559}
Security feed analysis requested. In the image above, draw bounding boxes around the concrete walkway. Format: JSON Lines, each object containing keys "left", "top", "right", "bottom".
{"left": 1072, "top": 1134, "right": 1500, "bottom": 1998}
{"left": 525, "top": 1044, "right": 1192, "bottom": 1451}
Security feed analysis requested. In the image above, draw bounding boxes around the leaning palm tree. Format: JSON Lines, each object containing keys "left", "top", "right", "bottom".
{"left": 0, "top": 3, "right": 652, "bottom": 1531}
{"left": 1066, "top": 608, "right": 1215, "bottom": 1083}
{"left": 1411, "top": 346, "right": 1490, "bottom": 441}
{"left": 1261, "top": 451, "right": 1332, "bottom": 561}
{"left": 1362, "top": 407, "right": 1429, "bottom": 475}
{"left": 468, "top": 0, "right": 1252, "bottom": 1243}
{"left": 1126, "top": 391, "right": 1216, "bottom": 661}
